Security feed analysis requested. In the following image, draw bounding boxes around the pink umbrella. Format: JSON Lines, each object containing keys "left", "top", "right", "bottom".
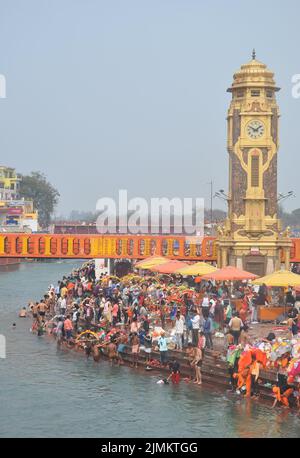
{"left": 201, "top": 265, "right": 258, "bottom": 281}
{"left": 150, "top": 260, "right": 189, "bottom": 274}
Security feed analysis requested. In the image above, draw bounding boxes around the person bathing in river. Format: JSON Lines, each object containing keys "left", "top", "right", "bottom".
{"left": 55, "top": 317, "right": 64, "bottom": 346}
{"left": 63, "top": 315, "right": 73, "bottom": 340}
{"left": 107, "top": 339, "right": 118, "bottom": 366}
{"left": 92, "top": 343, "right": 101, "bottom": 363}
{"left": 167, "top": 357, "right": 180, "bottom": 384}
{"left": 190, "top": 346, "right": 203, "bottom": 385}
{"left": 144, "top": 330, "right": 152, "bottom": 367}
{"left": 84, "top": 341, "right": 93, "bottom": 359}
{"left": 19, "top": 307, "right": 27, "bottom": 318}
{"left": 131, "top": 332, "right": 140, "bottom": 368}
{"left": 37, "top": 300, "right": 47, "bottom": 318}
{"left": 249, "top": 354, "right": 260, "bottom": 398}
{"left": 32, "top": 302, "right": 39, "bottom": 320}
{"left": 37, "top": 319, "right": 46, "bottom": 337}
{"left": 184, "top": 343, "right": 195, "bottom": 380}
{"left": 116, "top": 334, "right": 127, "bottom": 366}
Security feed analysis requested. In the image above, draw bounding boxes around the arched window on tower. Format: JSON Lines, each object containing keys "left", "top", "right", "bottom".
{"left": 251, "top": 155, "right": 259, "bottom": 187}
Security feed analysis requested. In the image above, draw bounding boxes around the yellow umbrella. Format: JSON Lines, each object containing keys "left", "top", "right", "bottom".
{"left": 135, "top": 256, "right": 170, "bottom": 269}
{"left": 175, "top": 261, "right": 218, "bottom": 276}
{"left": 252, "top": 270, "right": 300, "bottom": 287}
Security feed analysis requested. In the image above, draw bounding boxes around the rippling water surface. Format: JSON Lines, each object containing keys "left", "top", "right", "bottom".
{"left": 0, "top": 261, "right": 299, "bottom": 438}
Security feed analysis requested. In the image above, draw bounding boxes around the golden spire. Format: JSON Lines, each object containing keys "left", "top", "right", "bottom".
{"left": 227, "top": 53, "right": 280, "bottom": 92}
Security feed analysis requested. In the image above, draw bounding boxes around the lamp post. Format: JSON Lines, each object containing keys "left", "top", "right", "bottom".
{"left": 213, "top": 189, "right": 228, "bottom": 202}
{"left": 277, "top": 191, "right": 295, "bottom": 203}
{"left": 206, "top": 180, "right": 213, "bottom": 231}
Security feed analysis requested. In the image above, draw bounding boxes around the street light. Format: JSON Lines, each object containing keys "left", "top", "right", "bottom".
{"left": 213, "top": 191, "right": 227, "bottom": 202}
{"left": 214, "top": 189, "right": 228, "bottom": 202}
{"left": 277, "top": 191, "right": 295, "bottom": 203}
{"left": 206, "top": 180, "right": 213, "bottom": 228}
{"left": 219, "top": 189, "right": 229, "bottom": 199}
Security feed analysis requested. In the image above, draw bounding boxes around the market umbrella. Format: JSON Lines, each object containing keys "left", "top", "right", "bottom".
{"left": 135, "top": 256, "right": 169, "bottom": 269}
{"left": 150, "top": 260, "right": 189, "bottom": 274}
{"left": 175, "top": 261, "right": 218, "bottom": 276}
{"left": 252, "top": 270, "right": 300, "bottom": 287}
{"left": 201, "top": 265, "right": 258, "bottom": 281}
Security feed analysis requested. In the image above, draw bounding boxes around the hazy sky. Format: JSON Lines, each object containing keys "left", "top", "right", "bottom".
{"left": 1, "top": 0, "right": 300, "bottom": 215}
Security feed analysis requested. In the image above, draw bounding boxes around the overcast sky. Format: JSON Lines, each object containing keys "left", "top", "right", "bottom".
{"left": 0, "top": 0, "right": 300, "bottom": 216}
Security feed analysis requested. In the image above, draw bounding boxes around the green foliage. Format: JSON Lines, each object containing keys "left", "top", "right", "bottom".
{"left": 68, "top": 210, "right": 96, "bottom": 222}
{"left": 19, "top": 171, "right": 60, "bottom": 228}
{"left": 279, "top": 206, "right": 300, "bottom": 229}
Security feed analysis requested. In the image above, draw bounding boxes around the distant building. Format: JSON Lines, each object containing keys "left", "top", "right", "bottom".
{"left": 0, "top": 166, "right": 38, "bottom": 232}
{"left": 0, "top": 166, "right": 21, "bottom": 200}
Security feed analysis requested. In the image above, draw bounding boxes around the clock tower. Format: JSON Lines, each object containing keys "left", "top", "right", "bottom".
{"left": 217, "top": 52, "right": 291, "bottom": 275}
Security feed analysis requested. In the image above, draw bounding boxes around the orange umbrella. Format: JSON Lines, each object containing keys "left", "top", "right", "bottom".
{"left": 150, "top": 260, "right": 189, "bottom": 274}
{"left": 201, "top": 265, "right": 258, "bottom": 281}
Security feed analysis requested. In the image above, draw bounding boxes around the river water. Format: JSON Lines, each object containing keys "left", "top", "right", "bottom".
{"left": 0, "top": 261, "right": 299, "bottom": 438}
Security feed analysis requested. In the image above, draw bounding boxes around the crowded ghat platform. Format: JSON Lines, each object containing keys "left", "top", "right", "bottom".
{"left": 23, "top": 256, "right": 300, "bottom": 410}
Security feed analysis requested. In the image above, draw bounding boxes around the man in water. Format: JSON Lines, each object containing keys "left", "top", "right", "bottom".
{"left": 185, "top": 343, "right": 195, "bottom": 380}
{"left": 107, "top": 339, "right": 118, "bottom": 366}
{"left": 55, "top": 317, "right": 64, "bottom": 346}
{"left": 38, "top": 300, "right": 46, "bottom": 319}
{"left": 116, "top": 333, "right": 127, "bottom": 366}
{"left": 92, "top": 343, "right": 101, "bottom": 363}
{"left": 131, "top": 333, "right": 140, "bottom": 368}
{"left": 37, "top": 320, "right": 46, "bottom": 337}
{"left": 144, "top": 331, "right": 152, "bottom": 367}
{"left": 63, "top": 315, "right": 73, "bottom": 340}
{"left": 167, "top": 357, "right": 180, "bottom": 384}
{"left": 190, "top": 346, "right": 203, "bottom": 385}
{"left": 19, "top": 307, "right": 27, "bottom": 318}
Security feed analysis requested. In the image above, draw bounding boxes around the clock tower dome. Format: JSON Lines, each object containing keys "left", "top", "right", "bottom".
{"left": 217, "top": 52, "right": 291, "bottom": 275}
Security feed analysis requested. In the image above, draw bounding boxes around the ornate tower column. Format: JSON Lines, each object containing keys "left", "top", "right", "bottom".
{"left": 216, "top": 52, "right": 291, "bottom": 275}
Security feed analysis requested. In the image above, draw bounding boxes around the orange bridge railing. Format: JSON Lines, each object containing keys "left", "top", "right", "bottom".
{"left": 0, "top": 233, "right": 217, "bottom": 261}
{"left": 1, "top": 233, "right": 300, "bottom": 262}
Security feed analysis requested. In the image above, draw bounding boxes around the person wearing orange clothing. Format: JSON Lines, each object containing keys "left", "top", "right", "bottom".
{"left": 67, "top": 281, "right": 75, "bottom": 291}
{"left": 249, "top": 354, "right": 260, "bottom": 397}
{"left": 233, "top": 367, "right": 251, "bottom": 394}
{"left": 235, "top": 351, "right": 261, "bottom": 397}
{"left": 272, "top": 385, "right": 294, "bottom": 408}
{"left": 63, "top": 315, "right": 73, "bottom": 340}
{"left": 239, "top": 297, "right": 248, "bottom": 324}
{"left": 127, "top": 305, "right": 133, "bottom": 325}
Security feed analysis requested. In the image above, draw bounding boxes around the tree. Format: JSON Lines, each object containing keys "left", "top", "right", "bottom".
{"left": 19, "top": 171, "right": 60, "bottom": 228}
{"left": 69, "top": 210, "right": 96, "bottom": 222}
{"left": 292, "top": 208, "right": 300, "bottom": 220}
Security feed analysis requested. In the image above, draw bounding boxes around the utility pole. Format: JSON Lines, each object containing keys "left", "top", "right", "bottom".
{"left": 210, "top": 180, "right": 213, "bottom": 229}
{"left": 206, "top": 180, "right": 213, "bottom": 231}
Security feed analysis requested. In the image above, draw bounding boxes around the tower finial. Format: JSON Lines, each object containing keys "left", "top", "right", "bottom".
{"left": 252, "top": 48, "right": 256, "bottom": 60}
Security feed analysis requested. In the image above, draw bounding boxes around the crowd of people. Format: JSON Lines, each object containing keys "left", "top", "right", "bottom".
{"left": 25, "top": 261, "right": 300, "bottom": 408}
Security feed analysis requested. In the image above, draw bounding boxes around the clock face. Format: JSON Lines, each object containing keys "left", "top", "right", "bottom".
{"left": 247, "top": 120, "right": 264, "bottom": 139}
